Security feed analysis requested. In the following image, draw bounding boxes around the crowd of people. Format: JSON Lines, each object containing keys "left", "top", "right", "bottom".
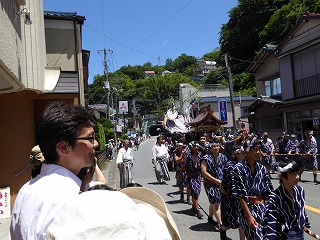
{"left": 8, "top": 101, "right": 318, "bottom": 240}
{"left": 150, "top": 129, "right": 317, "bottom": 240}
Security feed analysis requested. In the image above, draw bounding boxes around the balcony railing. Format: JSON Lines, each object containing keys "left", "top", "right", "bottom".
{"left": 294, "top": 74, "right": 320, "bottom": 98}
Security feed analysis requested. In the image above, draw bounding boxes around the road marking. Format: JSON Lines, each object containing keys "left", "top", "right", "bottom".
{"left": 305, "top": 205, "right": 320, "bottom": 214}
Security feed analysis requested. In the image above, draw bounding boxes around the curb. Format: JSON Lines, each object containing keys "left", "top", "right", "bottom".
{"left": 101, "top": 157, "right": 120, "bottom": 190}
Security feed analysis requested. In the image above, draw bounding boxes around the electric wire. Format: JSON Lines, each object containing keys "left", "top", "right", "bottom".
{"left": 85, "top": 0, "right": 194, "bottom": 66}
{"left": 84, "top": 24, "right": 160, "bottom": 61}
{"left": 118, "top": 0, "right": 194, "bottom": 62}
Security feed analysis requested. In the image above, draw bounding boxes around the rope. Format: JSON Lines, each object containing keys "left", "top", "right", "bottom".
{"left": 304, "top": 227, "right": 320, "bottom": 240}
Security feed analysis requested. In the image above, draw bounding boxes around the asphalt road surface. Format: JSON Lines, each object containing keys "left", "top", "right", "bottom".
{"left": 124, "top": 137, "right": 320, "bottom": 240}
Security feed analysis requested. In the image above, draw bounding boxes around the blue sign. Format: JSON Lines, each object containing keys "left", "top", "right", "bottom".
{"left": 219, "top": 101, "right": 228, "bottom": 122}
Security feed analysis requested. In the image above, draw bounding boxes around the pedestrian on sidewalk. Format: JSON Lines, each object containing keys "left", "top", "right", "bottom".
{"left": 10, "top": 102, "right": 98, "bottom": 240}
{"left": 116, "top": 139, "right": 134, "bottom": 188}
{"left": 152, "top": 135, "right": 170, "bottom": 184}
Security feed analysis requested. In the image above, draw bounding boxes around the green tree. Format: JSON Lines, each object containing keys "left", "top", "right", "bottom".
{"left": 95, "top": 123, "right": 106, "bottom": 151}
{"left": 204, "top": 69, "right": 226, "bottom": 85}
{"left": 85, "top": 74, "right": 106, "bottom": 105}
{"left": 117, "top": 65, "right": 145, "bottom": 80}
{"left": 259, "top": 0, "right": 320, "bottom": 45}
{"left": 219, "top": 0, "right": 290, "bottom": 73}
{"left": 232, "top": 72, "right": 256, "bottom": 96}
{"left": 202, "top": 48, "right": 221, "bottom": 63}
{"left": 165, "top": 58, "right": 174, "bottom": 71}
{"left": 172, "top": 54, "right": 198, "bottom": 73}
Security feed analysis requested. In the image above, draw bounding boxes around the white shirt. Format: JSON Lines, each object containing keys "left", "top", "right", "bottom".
{"left": 116, "top": 147, "right": 133, "bottom": 164}
{"left": 45, "top": 190, "right": 172, "bottom": 240}
{"left": 10, "top": 164, "right": 81, "bottom": 240}
{"left": 152, "top": 144, "right": 169, "bottom": 160}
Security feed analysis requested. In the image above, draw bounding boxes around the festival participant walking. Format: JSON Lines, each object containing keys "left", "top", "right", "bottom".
{"left": 152, "top": 135, "right": 170, "bottom": 184}
{"left": 166, "top": 136, "right": 176, "bottom": 172}
{"left": 174, "top": 141, "right": 188, "bottom": 201}
{"left": 220, "top": 145, "right": 246, "bottom": 240}
{"left": 200, "top": 140, "right": 228, "bottom": 234}
{"left": 275, "top": 133, "right": 295, "bottom": 163}
{"left": 262, "top": 160, "right": 310, "bottom": 239}
{"left": 233, "top": 137, "right": 273, "bottom": 240}
{"left": 260, "top": 132, "right": 275, "bottom": 176}
{"left": 223, "top": 130, "right": 248, "bottom": 161}
{"left": 298, "top": 130, "right": 319, "bottom": 182}
{"left": 179, "top": 141, "right": 204, "bottom": 219}
{"left": 116, "top": 139, "right": 134, "bottom": 188}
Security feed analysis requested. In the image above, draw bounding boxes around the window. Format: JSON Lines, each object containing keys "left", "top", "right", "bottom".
{"left": 264, "top": 78, "right": 281, "bottom": 96}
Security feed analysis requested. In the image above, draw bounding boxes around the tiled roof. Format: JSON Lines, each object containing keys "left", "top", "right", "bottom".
{"left": 197, "top": 95, "right": 255, "bottom": 104}
{"left": 247, "top": 44, "right": 277, "bottom": 73}
{"left": 44, "top": 11, "right": 85, "bottom": 22}
{"left": 246, "top": 96, "right": 283, "bottom": 112}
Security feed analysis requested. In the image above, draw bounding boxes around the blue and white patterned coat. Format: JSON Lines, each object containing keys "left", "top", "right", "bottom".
{"left": 221, "top": 158, "right": 240, "bottom": 228}
{"left": 201, "top": 153, "right": 227, "bottom": 204}
{"left": 262, "top": 184, "right": 310, "bottom": 239}
{"left": 233, "top": 159, "right": 273, "bottom": 240}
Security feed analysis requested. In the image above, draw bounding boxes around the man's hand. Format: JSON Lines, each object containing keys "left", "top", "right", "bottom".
{"left": 152, "top": 159, "right": 155, "bottom": 165}
{"left": 247, "top": 215, "right": 258, "bottom": 229}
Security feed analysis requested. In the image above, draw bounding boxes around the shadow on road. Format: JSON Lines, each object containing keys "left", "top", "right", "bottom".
{"left": 189, "top": 222, "right": 220, "bottom": 232}
{"left": 172, "top": 208, "right": 197, "bottom": 217}
{"left": 166, "top": 190, "right": 181, "bottom": 198}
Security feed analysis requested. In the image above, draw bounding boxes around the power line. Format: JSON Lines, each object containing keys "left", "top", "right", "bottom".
{"left": 85, "top": 0, "right": 194, "bottom": 66}
{"left": 118, "top": 0, "right": 194, "bottom": 61}
{"left": 84, "top": 24, "right": 160, "bottom": 62}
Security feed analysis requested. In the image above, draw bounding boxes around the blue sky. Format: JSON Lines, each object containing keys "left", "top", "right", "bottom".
{"left": 43, "top": 0, "right": 238, "bottom": 83}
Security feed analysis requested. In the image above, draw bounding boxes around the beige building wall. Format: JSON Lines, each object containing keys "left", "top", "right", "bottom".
{"left": 0, "top": 0, "right": 45, "bottom": 93}
{"left": 255, "top": 52, "right": 279, "bottom": 97}
{"left": 45, "top": 20, "right": 76, "bottom": 71}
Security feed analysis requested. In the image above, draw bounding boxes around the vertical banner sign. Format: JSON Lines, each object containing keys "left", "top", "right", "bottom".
{"left": 219, "top": 101, "right": 228, "bottom": 122}
{"left": 119, "top": 101, "right": 128, "bottom": 114}
{"left": 0, "top": 186, "right": 10, "bottom": 219}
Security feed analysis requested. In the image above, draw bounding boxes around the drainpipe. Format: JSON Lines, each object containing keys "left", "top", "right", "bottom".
{"left": 73, "top": 18, "right": 85, "bottom": 106}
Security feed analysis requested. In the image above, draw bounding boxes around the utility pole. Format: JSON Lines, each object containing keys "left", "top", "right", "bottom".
{"left": 132, "top": 99, "right": 137, "bottom": 130}
{"left": 98, "top": 48, "right": 113, "bottom": 119}
{"left": 224, "top": 53, "right": 237, "bottom": 134}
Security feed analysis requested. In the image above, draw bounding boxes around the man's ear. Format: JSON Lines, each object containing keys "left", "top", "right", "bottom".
{"left": 56, "top": 140, "right": 69, "bottom": 156}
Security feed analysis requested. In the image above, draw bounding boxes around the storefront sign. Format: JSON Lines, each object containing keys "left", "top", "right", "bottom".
{"left": 119, "top": 101, "right": 128, "bottom": 114}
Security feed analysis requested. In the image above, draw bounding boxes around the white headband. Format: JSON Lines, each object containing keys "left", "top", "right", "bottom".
{"left": 234, "top": 146, "right": 244, "bottom": 154}
{"left": 277, "top": 163, "right": 293, "bottom": 177}
{"left": 245, "top": 137, "right": 257, "bottom": 152}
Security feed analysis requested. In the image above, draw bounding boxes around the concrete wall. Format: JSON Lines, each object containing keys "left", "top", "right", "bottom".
{"left": 0, "top": 0, "right": 46, "bottom": 93}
